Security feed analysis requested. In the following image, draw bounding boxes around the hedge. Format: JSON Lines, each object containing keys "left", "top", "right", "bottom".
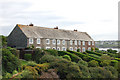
{"left": 58, "top": 51, "right": 82, "bottom": 62}
{"left": 67, "top": 50, "right": 101, "bottom": 63}
{"left": 24, "top": 54, "right": 32, "bottom": 61}
{"left": 86, "top": 50, "right": 102, "bottom": 56}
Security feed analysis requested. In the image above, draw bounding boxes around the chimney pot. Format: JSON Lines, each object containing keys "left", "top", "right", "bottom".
{"left": 54, "top": 26, "right": 58, "bottom": 29}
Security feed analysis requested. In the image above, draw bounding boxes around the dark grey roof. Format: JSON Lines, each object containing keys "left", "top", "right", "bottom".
{"left": 17, "top": 24, "right": 94, "bottom": 41}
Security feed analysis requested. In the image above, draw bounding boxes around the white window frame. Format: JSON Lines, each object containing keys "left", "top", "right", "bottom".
{"left": 88, "top": 47, "right": 91, "bottom": 51}
{"left": 70, "top": 40, "right": 73, "bottom": 45}
{"left": 78, "top": 40, "right": 81, "bottom": 45}
{"left": 37, "top": 38, "right": 40, "bottom": 44}
{"left": 62, "top": 40, "right": 65, "bottom": 45}
{"left": 46, "top": 47, "right": 51, "bottom": 49}
{"left": 36, "top": 46, "right": 41, "bottom": 49}
{"left": 52, "top": 47, "right": 56, "bottom": 50}
{"left": 62, "top": 47, "right": 66, "bottom": 51}
{"left": 29, "top": 38, "right": 33, "bottom": 44}
{"left": 82, "top": 47, "right": 85, "bottom": 52}
{"left": 52, "top": 39, "right": 56, "bottom": 45}
{"left": 92, "top": 41, "right": 94, "bottom": 45}
{"left": 57, "top": 40, "right": 60, "bottom": 45}
{"left": 75, "top": 47, "right": 77, "bottom": 51}
{"left": 88, "top": 41, "right": 91, "bottom": 45}
{"left": 46, "top": 39, "right": 50, "bottom": 44}
{"left": 75, "top": 40, "right": 77, "bottom": 45}
{"left": 69, "top": 47, "right": 73, "bottom": 51}
{"left": 57, "top": 47, "right": 60, "bottom": 51}
{"left": 82, "top": 41, "right": 85, "bottom": 45}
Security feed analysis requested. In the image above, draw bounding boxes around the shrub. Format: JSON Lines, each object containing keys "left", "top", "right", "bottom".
{"left": 110, "top": 60, "right": 118, "bottom": 67}
{"left": 26, "top": 61, "right": 37, "bottom": 67}
{"left": 89, "top": 67, "right": 113, "bottom": 78}
{"left": 58, "top": 51, "right": 82, "bottom": 62}
{"left": 8, "top": 48, "right": 19, "bottom": 58}
{"left": 63, "top": 55, "right": 71, "bottom": 61}
{"left": 107, "top": 49, "right": 117, "bottom": 54}
{"left": 77, "top": 49, "right": 80, "bottom": 52}
{"left": 2, "top": 48, "right": 20, "bottom": 73}
{"left": 45, "top": 49, "right": 58, "bottom": 56}
{"left": 86, "top": 50, "right": 102, "bottom": 56}
{"left": 78, "top": 60, "right": 88, "bottom": 66}
{"left": 24, "top": 54, "right": 32, "bottom": 61}
{"left": 100, "top": 60, "right": 110, "bottom": 67}
{"left": 100, "top": 55, "right": 111, "bottom": 60}
{"left": 88, "top": 60, "right": 99, "bottom": 67}
{"left": 32, "top": 48, "right": 44, "bottom": 63}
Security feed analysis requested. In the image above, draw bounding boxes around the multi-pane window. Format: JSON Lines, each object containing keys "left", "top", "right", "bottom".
{"left": 29, "top": 38, "right": 33, "bottom": 44}
{"left": 52, "top": 39, "right": 56, "bottom": 45}
{"left": 62, "top": 47, "right": 66, "bottom": 51}
{"left": 37, "top": 38, "right": 40, "bottom": 44}
{"left": 69, "top": 47, "right": 73, "bottom": 51}
{"left": 46, "top": 47, "right": 50, "bottom": 49}
{"left": 70, "top": 40, "right": 73, "bottom": 45}
{"left": 82, "top": 47, "right": 85, "bottom": 52}
{"left": 92, "top": 41, "right": 94, "bottom": 45}
{"left": 57, "top": 47, "right": 60, "bottom": 51}
{"left": 57, "top": 40, "right": 60, "bottom": 45}
{"left": 75, "top": 47, "right": 77, "bottom": 51}
{"left": 46, "top": 39, "right": 50, "bottom": 44}
{"left": 88, "top": 41, "right": 91, "bottom": 45}
{"left": 88, "top": 47, "right": 91, "bottom": 51}
{"left": 52, "top": 47, "right": 56, "bottom": 50}
{"left": 78, "top": 40, "right": 81, "bottom": 45}
{"left": 82, "top": 41, "right": 85, "bottom": 45}
{"left": 62, "top": 40, "right": 65, "bottom": 45}
{"left": 75, "top": 40, "right": 77, "bottom": 45}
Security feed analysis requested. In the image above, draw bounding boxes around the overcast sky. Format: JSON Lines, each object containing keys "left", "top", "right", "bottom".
{"left": 0, "top": 0, "right": 119, "bottom": 41}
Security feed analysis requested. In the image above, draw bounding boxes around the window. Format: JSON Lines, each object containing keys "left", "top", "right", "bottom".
{"left": 82, "top": 47, "right": 85, "bottom": 52}
{"left": 70, "top": 40, "right": 73, "bottom": 45}
{"left": 62, "top": 47, "right": 66, "bottom": 51}
{"left": 78, "top": 47, "right": 81, "bottom": 52}
{"left": 88, "top": 41, "right": 91, "bottom": 45}
{"left": 36, "top": 46, "right": 41, "bottom": 49}
{"left": 46, "top": 47, "right": 50, "bottom": 49}
{"left": 92, "top": 41, "right": 94, "bottom": 45}
{"left": 46, "top": 39, "right": 50, "bottom": 44}
{"left": 75, "top": 40, "right": 77, "bottom": 45}
{"left": 29, "top": 38, "right": 33, "bottom": 44}
{"left": 57, "top": 47, "right": 60, "bottom": 51}
{"left": 37, "top": 38, "right": 40, "bottom": 44}
{"left": 88, "top": 47, "right": 91, "bottom": 51}
{"left": 82, "top": 41, "right": 85, "bottom": 45}
{"left": 78, "top": 40, "right": 81, "bottom": 45}
{"left": 75, "top": 47, "right": 77, "bottom": 51}
{"left": 52, "top": 47, "right": 56, "bottom": 50}
{"left": 62, "top": 40, "right": 65, "bottom": 45}
{"left": 57, "top": 40, "right": 60, "bottom": 45}
{"left": 69, "top": 47, "right": 73, "bottom": 51}
{"left": 52, "top": 39, "right": 56, "bottom": 45}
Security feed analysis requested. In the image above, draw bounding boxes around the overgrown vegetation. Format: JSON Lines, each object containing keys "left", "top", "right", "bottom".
{"left": 1, "top": 35, "right": 119, "bottom": 79}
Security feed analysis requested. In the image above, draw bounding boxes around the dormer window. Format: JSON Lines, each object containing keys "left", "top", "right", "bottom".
{"left": 29, "top": 38, "right": 33, "bottom": 44}
{"left": 37, "top": 38, "right": 40, "bottom": 44}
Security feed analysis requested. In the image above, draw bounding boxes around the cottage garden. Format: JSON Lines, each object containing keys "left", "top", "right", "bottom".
{"left": 1, "top": 35, "right": 120, "bottom": 79}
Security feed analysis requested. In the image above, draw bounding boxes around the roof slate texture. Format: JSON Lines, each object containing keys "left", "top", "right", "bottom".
{"left": 17, "top": 24, "right": 94, "bottom": 41}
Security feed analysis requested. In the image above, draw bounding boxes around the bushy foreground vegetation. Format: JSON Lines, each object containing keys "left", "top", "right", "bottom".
{"left": 2, "top": 47, "right": 119, "bottom": 79}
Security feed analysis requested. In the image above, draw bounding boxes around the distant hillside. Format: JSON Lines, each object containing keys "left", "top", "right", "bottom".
{"left": 95, "top": 40, "right": 120, "bottom": 48}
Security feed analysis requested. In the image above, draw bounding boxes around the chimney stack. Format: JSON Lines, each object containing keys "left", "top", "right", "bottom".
{"left": 54, "top": 26, "right": 58, "bottom": 29}
{"left": 29, "top": 23, "right": 34, "bottom": 26}
{"left": 74, "top": 29, "right": 77, "bottom": 31}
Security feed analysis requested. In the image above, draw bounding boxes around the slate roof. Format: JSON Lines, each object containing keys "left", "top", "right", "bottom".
{"left": 17, "top": 24, "right": 94, "bottom": 41}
